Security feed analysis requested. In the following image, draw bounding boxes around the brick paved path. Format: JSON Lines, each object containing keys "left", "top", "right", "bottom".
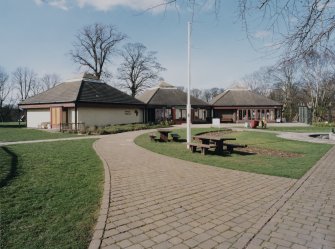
{"left": 90, "top": 130, "right": 297, "bottom": 249}
{"left": 246, "top": 145, "right": 335, "bottom": 249}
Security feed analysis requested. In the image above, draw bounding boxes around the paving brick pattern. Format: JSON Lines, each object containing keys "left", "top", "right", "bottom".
{"left": 93, "top": 131, "right": 296, "bottom": 249}
{"left": 246, "top": 146, "right": 335, "bottom": 249}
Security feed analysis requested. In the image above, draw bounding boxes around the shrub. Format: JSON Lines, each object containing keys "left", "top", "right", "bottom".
{"left": 100, "top": 123, "right": 170, "bottom": 135}
{"left": 313, "top": 122, "right": 335, "bottom": 128}
{"left": 79, "top": 126, "right": 88, "bottom": 134}
{"left": 73, "top": 122, "right": 170, "bottom": 135}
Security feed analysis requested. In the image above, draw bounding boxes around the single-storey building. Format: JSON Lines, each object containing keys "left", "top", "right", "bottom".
{"left": 19, "top": 75, "right": 145, "bottom": 129}
{"left": 137, "top": 82, "right": 210, "bottom": 124}
{"left": 210, "top": 88, "right": 282, "bottom": 123}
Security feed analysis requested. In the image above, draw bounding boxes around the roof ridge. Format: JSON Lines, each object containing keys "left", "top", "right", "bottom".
{"left": 211, "top": 90, "right": 228, "bottom": 105}
{"left": 146, "top": 88, "right": 160, "bottom": 104}
{"left": 75, "top": 80, "right": 84, "bottom": 103}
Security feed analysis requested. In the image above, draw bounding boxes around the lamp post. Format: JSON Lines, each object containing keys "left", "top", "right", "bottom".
{"left": 186, "top": 21, "right": 192, "bottom": 149}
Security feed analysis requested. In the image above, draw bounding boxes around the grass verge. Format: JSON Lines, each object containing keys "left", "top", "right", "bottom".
{"left": 0, "top": 139, "right": 103, "bottom": 249}
{"left": 135, "top": 128, "right": 332, "bottom": 179}
{"left": 265, "top": 126, "right": 334, "bottom": 133}
{"left": 0, "top": 127, "right": 79, "bottom": 142}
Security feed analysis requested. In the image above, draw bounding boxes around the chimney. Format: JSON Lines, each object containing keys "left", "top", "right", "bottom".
{"left": 83, "top": 73, "right": 99, "bottom": 80}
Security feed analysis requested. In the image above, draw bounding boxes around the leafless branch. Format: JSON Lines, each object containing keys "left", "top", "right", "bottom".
{"left": 117, "top": 43, "right": 166, "bottom": 97}
{"left": 69, "top": 23, "right": 126, "bottom": 79}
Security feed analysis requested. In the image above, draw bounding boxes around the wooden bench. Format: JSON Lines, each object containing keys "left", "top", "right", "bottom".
{"left": 188, "top": 143, "right": 198, "bottom": 153}
{"left": 170, "top": 133, "right": 180, "bottom": 141}
{"left": 224, "top": 143, "right": 247, "bottom": 153}
{"left": 188, "top": 143, "right": 217, "bottom": 155}
{"left": 149, "top": 134, "right": 157, "bottom": 141}
{"left": 221, "top": 117, "right": 233, "bottom": 123}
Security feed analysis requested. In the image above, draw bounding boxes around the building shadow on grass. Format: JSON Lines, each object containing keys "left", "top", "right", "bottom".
{"left": 0, "top": 123, "right": 26, "bottom": 128}
{"left": 0, "top": 147, "right": 18, "bottom": 188}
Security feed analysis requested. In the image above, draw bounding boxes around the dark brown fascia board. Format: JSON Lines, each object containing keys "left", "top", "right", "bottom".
{"left": 145, "top": 104, "right": 210, "bottom": 109}
{"left": 76, "top": 102, "right": 145, "bottom": 108}
{"left": 212, "top": 105, "right": 282, "bottom": 109}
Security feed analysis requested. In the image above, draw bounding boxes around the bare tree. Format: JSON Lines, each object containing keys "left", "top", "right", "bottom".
{"left": 191, "top": 88, "right": 202, "bottom": 98}
{"left": 0, "top": 67, "right": 10, "bottom": 107}
{"left": 117, "top": 43, "right": 165, "bottom": 97}
{"left": 301, "top": 50, "right": 335, "bottom": 121}
{"left": 209, "top": 87, "right": 224, "bottom": 99}
{"left": 202, "top": 89, "right": 212, "bottom": 102}
{"left": 269, "top": 61, "right": 301, "bottom": 121}
{"left": 177, "top": 86, "right": 186, "bottom": 92}
{"left": 12, "top": 67, "right": 37, "bottom": 101}
{"left": 0, "top": 67, "right": 12, "bottom": 122}
{"left": 158, "top": 0, "right": 334, "bottom": 60}
{"left": 238, "top": 0, "right": 335, "bottom": 60}
{"left": 242, "top": 67, "right": 273, "bottom": 96}
{"left": 70, "top": 23, "right": 126, "bottom": 80}
{"left": 40, "top": 73, "right": 61, "bottom": 91}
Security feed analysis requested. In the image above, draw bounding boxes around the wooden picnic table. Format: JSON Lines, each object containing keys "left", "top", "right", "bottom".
{"left": 157, "top": 128, "right": 173, "bottom": 142}
{"left": 193, "top": 135, "right": 236, "bottom": 154}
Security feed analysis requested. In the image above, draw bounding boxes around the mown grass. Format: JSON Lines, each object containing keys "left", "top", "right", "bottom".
{"left": 135, "top": 128, "right": 332, "bottom": 179}
{"left": 0, "top": 127, "right": 78, "bottom": 142}
{"left": 265, "top": 126, "right": 334, "bottom": 133}
{"left": 0, "top": 139, "right": 103, "bottom": 249}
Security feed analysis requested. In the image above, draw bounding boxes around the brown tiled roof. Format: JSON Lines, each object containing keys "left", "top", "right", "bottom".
{"left": 20, "top": 80, "right": 82, "bottom": 104}
{"left": 136, "top": 88, "right": 159, "bottom": 104}
{"left": 137, "top": 82, "right": 209, "bottom": 107}
{"left": 210, "top": 89, "right": 282, "bottom": 106}
{"left": 20, "top": 79, "right": 144, "bottom": 106}
{"left": 78, "top": 81, "right": 143, "bottom": 105}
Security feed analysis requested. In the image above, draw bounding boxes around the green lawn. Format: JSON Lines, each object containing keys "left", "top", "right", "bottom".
{"left": 0, "top": 139, "right": 103, "bottom": 249}
{"left": 265, "top": 126, "right": 334, "bottom": 133}
{"left": 0, "top": 127, "right": 79, "bottom": 142}
{"left": 135, "top": 128, "right": 332, "bottom": 179}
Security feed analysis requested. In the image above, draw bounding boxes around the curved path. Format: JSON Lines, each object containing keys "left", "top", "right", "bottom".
{"left": 1, "top": 128, "right": 332, "bottom": 248}
{"left": 89, "top": 130, "right": 335, "bottom": 249}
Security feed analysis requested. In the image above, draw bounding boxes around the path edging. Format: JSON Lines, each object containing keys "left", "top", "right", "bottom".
{"left": 88, "top": 140, "right": 112, "bottom": 249}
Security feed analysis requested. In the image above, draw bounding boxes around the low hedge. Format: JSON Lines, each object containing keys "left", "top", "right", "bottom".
{"left": 78, "top": 122, "right": 171, "bottom": 135}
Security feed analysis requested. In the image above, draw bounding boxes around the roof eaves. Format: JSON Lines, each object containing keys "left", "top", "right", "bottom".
{"left": 77, "top": 101, "right": 145, "bottom": 106}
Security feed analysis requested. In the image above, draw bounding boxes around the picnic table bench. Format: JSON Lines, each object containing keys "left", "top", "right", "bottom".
{"left": 193, "top": 135, "right": 236, "bottom": 154}
{"left": 170, "top": 133, "right": 180, "bottom": 141}
{"left": 188, "top": 143, "right": 217, "bottom": 155}
{"left": 157, "top": 128, "right": 172, "bottom": 142}
{"left": 150, "top": 129, "right": 179, "bottom": 142}
{"left": 149, "top": 133, "right": 158, "bottom": 141}
{"left": 223, "top": 143, "right": 247, "bottom": 153}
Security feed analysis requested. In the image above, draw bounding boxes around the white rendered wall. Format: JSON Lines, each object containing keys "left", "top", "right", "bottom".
{"left": 26, "top": 109, "right": 50, "bottom": 128}
{"left": 78, "top": 107, "right": 143, "bottom": 126}
{"left": 68, "top": 108, "right": 76, "bottom": 123}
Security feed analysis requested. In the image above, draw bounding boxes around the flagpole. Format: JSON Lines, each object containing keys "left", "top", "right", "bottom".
{"left": 187, "top": 21, "right": 192, "bottom": 148}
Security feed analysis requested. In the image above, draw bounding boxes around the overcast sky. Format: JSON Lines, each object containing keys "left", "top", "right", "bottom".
{"left": 0, "top": 0, "right": 281, "bottom": 89}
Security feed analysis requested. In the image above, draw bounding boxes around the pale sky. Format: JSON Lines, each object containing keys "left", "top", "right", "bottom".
{"left": 1, "top": 0, "right": 281, "bottom": 89}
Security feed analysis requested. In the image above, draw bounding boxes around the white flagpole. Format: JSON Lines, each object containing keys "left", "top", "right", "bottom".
{"left": 187, "top": 21, "right": 192, "bottom": 149}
